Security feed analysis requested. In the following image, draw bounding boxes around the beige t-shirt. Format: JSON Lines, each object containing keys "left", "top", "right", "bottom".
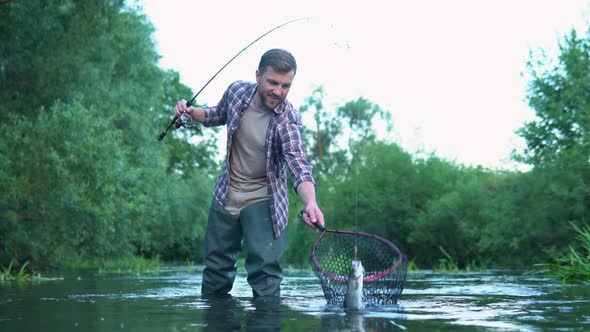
{"left": 225, "top": 102, "right": 273, "bottom": 217}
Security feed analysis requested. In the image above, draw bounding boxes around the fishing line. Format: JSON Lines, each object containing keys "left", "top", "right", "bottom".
{"left": 353, "top": 91, "right": 360, "bottom": 260}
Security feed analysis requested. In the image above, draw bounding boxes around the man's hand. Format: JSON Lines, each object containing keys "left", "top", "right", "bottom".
{"left": 296, "top": 181, "right": 325, "bottom": 230}
{"left": 299, "top": 204, "right": 325, "bottom": 230}
{"left": 174, "top": 99, "right": 191, "bottom": 117}
{"left": 174, "top": 99, "right": 203, "bottom": 122}
{"left": 297, "top": 181, "right": 325, "bottom": 229}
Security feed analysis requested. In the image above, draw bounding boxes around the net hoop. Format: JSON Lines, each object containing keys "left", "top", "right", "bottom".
{"left": 311, "top": 228, "right": 405, "bottom": 284}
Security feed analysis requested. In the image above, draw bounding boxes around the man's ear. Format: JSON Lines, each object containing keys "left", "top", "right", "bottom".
{"left": 255, "top": 69, "right": 261, "bottom": 83}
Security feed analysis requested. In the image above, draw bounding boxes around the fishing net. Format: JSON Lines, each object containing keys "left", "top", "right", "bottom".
{"left": 310, "top": 226, "right": 407, "bottom": 307}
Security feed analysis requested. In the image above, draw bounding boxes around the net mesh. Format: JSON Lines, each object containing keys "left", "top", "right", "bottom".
{"left": 311, "top": 230, "right": 407, "bottom": 306}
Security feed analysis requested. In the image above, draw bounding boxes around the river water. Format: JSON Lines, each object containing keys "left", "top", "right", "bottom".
{"left": 1, "top": 266, "right": 589, "bottom": 331}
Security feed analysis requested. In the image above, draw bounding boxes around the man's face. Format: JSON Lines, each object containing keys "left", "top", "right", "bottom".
{"left": 255, "top": 66, "right": 295, "bottom": 110}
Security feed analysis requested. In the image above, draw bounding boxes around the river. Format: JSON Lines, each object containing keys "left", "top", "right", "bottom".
{"left": 1, "top": 266, "right": 589, "bottom": 331}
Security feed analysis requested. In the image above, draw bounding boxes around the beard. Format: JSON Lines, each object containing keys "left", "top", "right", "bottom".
{"left": 258, "top": 90, "right": 283, "bottom": 110}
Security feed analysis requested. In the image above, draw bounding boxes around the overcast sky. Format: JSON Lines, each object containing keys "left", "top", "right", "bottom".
{"left": 142, "top": 0, "right": 589, "bottom": 171}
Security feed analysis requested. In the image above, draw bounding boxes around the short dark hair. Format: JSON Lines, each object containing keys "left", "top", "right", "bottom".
{"left": 258, "top": 49, "right": 297, "bottom": 75}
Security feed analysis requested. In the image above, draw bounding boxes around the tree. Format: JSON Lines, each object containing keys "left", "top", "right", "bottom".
{"left": 514, "top": 28, "right": 590, "bottom": 264}
{"left": 0, "top": 0, "right": 214, "bottom": 267}
{"left": 517, "top": 30, "right": 590, "bottom": 169}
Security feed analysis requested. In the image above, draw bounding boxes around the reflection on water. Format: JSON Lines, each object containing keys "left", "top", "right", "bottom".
{"left": 201, "top": 295, "right": 285, "bottom": 331}
{"left": 0, "top": 267, "right": 589, "bottom": 331}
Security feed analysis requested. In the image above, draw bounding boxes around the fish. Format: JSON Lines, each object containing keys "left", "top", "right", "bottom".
{"left": 344, "top": 259, "right": 364, "bottom": 310}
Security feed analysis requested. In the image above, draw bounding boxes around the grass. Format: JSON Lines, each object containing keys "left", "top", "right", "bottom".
{"left": 0, "top": 259, "right": 59, "bottom": 282}
{"left": 1, "top": 260, "right": 32, "bottom": 281}
{"left": 406, "top": 259, "right": 420, "bottom": 272}
{"left": 58, "top": 255, "right": 164, "bottom": 274}
{"left": 465, "top": 258, "right": 490, "bottom": 272}
{"left": 97, "top": 256, "right": 163, "bottom": 274}
{"left": 399, "top": 250, "right": 489, "bottom": 273}
{"left": 533, "top": 222, "right": 590, "bottom": 283}
{"left": 434, "top": 246, "right": 460, "bottom": 272}
{"left": 2, "top": 255, "right": 198, "bottom": 279}
{"left": 186, "top": 258, "right": 196, "bottom": 273}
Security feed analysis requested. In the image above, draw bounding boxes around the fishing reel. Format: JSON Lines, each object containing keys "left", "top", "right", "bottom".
{"left": 175, "top": 111, "right": 200, "bottom": 130}
{"left": 157, "top": 110, "right": 200, "bottom": 141}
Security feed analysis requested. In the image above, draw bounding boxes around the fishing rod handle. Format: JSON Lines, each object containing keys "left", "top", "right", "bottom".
{"left": 157, "top": 130, "right": 168, "bottom": 141}
{"left": 157, "top": 116, "right": 177, "bottom": 141}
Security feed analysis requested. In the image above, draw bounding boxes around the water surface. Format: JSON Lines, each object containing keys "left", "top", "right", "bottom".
{"left": 1, "top": 267, "right": 589, "bottom": 331}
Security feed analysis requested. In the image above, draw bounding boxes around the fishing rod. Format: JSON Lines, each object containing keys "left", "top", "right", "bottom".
{"left": 157, "top": 17, "right": 309, "bottom": 141}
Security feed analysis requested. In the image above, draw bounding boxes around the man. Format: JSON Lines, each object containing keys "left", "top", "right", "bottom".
{"left": 173, "top": 48, "right": 324, "bottom": 298}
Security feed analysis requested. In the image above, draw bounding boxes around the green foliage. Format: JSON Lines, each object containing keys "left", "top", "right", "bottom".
{"left": 434, "top": 246, "right": 460, "bottom": 272}
{"left": 1, "top": 0, "right": 148, "bottom": 120}
{"left": 97, "top": 256, "right": 163, "bottom": 274}
{"left": 298, "top": 86, "right": 348, "bottom": 181}
{"left": 0, "top": 259, "right": 58, "bottom": 282}
{"left": 283, "top": 212, "right": 318, "bottom": 265}
{"left": 288, "top": 69, "right": 590, "bottom": 269}
{"left": 534, "top": 223, "right": 590, "bottom": 282}
{"left": 0, "top": 0, "right": 214, "bottom": 268}
{"left": 513, "top": 27, "right": 590, "bottom": 267}
{"left": 406, "top": 259, "right": 420, "bottom": 272}
{"left": 2, "top": 104, "right": 126, "bottom": 261}
{"left": 2, "top": 0, "right": 589, "bottom": 275}
{"left": 1, "top": 260, "right": 31, "bottom": 282}
{"left": 186, "top": 258, "right": 196, "bottom": 273}
{"left": 517, "top": 29, "right": 590, "bottom": 168}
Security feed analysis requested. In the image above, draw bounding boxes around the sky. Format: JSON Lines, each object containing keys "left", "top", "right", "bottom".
{"left": 141, "top": 0, "right": 590, "bottom": 171}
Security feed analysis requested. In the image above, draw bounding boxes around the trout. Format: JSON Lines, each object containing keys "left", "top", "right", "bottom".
{"left": 344, "top": 259, "right": 364, "bottom": 310}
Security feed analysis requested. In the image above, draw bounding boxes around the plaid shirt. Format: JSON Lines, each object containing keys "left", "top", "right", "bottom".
{"left": 202, "top": 80, "right": 315, "bottom": 238}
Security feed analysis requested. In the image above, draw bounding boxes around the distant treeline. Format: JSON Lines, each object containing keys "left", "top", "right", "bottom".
{"left": 1, "top": 1, "right": 588, "bottom": 270}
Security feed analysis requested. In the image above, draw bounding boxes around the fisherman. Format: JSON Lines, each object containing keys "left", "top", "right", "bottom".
{"left": 173, "top": 48, "right": 325, "bottom": 299}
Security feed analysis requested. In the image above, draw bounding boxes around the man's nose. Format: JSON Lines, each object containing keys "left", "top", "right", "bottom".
{"left": 273, "top": 86, "right": 285, "bottom": 96}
